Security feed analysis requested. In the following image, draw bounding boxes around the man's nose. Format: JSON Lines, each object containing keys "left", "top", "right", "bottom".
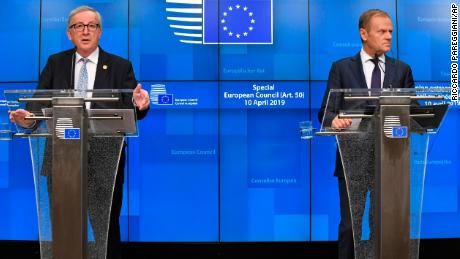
{"left": 82, "top": 26, "right": 90, "bottom": 34}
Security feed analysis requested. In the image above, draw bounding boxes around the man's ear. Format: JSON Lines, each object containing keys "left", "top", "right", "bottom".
{"left": 359, "top": 28, "right": 367, "bottom": 42}
{"left": 66, "top": 30, "right": 72, "bottom": 41}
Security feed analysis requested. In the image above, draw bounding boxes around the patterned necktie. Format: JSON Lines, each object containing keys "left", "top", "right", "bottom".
{"left": 77, "top": 58, "right": 89, "bottom": 95}
{"left": 370, "top": 57, "right": 381, "bottom": 89}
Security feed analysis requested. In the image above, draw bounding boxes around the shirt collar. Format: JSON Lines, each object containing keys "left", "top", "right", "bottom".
{"left": 360, "top": 48, "right": 385, "bottom": 64}
{"left": 75, "top": 47, "right": 99, "bottom": 64}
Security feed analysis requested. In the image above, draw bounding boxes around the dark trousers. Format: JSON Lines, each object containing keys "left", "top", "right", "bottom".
{"left": 106, "top": 150, "right": 125, "bottom": 259}
{"left": 338, "top": 177, "right": 375, "bottom": 259}
{"left": 338, "top": 177, "right": 354, "bottom": 259}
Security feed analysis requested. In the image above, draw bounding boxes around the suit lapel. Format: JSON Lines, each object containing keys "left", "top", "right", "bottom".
{"left": 350, "top": 53, "right": 368, "bottom": 89}
{"left": 383, "top": 56, "right": 395, "bottom": 89}
{"left": 94, "top": 48, "right": 110, "bottom": 90}
{"left": 62, "top": 50, "right": 75, "bottom": 90}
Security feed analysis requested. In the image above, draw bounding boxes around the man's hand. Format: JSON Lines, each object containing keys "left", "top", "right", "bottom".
{"left": 9, "top": 109, "right": 36, "bottom": 128}
{"left": 331, "top": 115, "right": 352, "bottom": 129}
{"left": 133, "top": 84, "right": 150, "bottom": 111}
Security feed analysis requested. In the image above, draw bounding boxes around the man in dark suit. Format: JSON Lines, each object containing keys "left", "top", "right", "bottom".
{"left": 318, "top": 9, "right": 414, "bottom": 259}
{"left": 10, "top": 5, "right": 149, "bottom": 259}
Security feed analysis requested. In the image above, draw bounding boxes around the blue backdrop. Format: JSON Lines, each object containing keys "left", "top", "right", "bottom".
{"left": 0, "top": 0, "right": 457, "bottom": 242}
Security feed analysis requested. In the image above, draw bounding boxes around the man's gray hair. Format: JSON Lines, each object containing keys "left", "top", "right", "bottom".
{"left": 67, "top": 5, "right": 102, "bottom": 28}
{"left": 358, "top": 9, "right": 390, "bottom": 31}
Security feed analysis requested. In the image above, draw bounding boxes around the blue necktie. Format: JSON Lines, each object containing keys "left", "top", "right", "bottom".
{"left": 77, "top": 58, "right": 89, "bottom": 95}
{"left": 370, "top": 57, "right": 381, "bottom": 89}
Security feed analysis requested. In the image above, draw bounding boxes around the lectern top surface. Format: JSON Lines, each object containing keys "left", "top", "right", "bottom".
{"left": 317, "top": 87, "right": 451, "bottom": 135}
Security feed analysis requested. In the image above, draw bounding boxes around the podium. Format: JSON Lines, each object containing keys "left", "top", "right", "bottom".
{"left": 3, "top": 89, "right": 139, "bottom": 259}
{"left": 316, "top": 88, "right": 450, "bottom": 259}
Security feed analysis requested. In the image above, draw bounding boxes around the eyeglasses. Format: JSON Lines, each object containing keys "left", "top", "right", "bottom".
{"left": 70, "top": 23, "right": 100, "bottom": 32}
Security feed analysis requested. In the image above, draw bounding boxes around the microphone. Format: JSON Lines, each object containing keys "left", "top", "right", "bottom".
{"left": 378, "top": 60, "right": 391, "bottom": 88}
{"left": 378, "top": 51, "right": 395, "bottom": 89}
{"left": 70, "top": 50, "right": 76, "bottom": 90}
{"left": 377, "top": 56, "right": 386, "bottom": 74}
{"left": 373, "top": 53, "right": 387, "bottom": 90}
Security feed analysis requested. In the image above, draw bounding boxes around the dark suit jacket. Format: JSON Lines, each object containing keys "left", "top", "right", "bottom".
{"left": 35, "top": 47, "right": 149, "bottom": 180}
{"left": 318, "top": 52, "right": 414, "bottom": 177}
{"left": 36, "top": 47, "right": 148, "bottom": 119}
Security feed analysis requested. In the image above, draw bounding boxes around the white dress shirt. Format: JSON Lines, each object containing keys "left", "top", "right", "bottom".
{"left": 74, "top": 47, "right": 99, "bottom": 108}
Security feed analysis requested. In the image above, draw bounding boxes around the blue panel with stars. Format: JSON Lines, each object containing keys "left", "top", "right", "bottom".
{"left": 203, "top": 0, "right": 273, "bottom": 44}
{"left": 64, "top": 128, "right": 80, "bottom": 140}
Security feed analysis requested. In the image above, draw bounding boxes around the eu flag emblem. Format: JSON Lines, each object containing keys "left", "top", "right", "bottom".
{"left": 391, "top": 126, "right": 408, "bottom": 138}
{"left": 158, "top": 94, "right": 174, "bottom": 105}
{"left": 203, "top": 0, "right": 273, "bottom": 44}
{"left": 64, "top": 128, "right": 80, "bottom": 139}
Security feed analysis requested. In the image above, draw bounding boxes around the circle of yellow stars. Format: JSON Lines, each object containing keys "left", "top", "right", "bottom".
{"left": 221, "top": 4, "right": 255, "bottom": 39}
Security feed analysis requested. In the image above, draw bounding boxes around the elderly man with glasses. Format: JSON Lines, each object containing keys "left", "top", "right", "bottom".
{"left": 10, "top": 5, "right": 150, "bottom": 259}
